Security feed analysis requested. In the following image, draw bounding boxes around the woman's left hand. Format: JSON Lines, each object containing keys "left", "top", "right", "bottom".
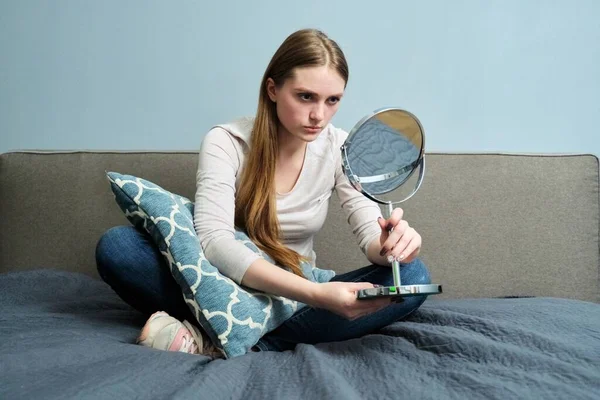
{"left": 377, "top": 208, "right": 422, "bottom": 264}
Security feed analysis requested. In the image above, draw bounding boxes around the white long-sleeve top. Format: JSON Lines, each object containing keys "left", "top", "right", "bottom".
{"left": 194, "top": 116, "right": 383, "bottom": 285}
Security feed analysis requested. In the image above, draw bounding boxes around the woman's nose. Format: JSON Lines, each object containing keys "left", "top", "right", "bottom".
{"left": 310, "top": 104, "right": 324, "bottom": 122}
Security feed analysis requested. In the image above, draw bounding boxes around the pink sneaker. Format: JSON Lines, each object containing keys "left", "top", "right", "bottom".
{"left": 137, "top": 311, "right": 223, "bottom": 358}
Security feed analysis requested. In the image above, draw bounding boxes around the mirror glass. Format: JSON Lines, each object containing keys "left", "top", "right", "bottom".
{"left": 341, "top": 108, "right": 425, "bottom": 204}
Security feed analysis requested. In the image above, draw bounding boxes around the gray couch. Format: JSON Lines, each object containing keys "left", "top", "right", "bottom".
{"left": 1, "top": 151, "right": 599, "bottom": 399}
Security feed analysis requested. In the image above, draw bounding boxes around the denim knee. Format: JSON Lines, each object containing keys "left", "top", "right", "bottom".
{"left": 94, "top": 225, "right": 183, "bottom": 317}
{"left": 95, "top": 225, "right": 151, "bottom": 281}
{"left": 401, "top": 258, "right": 432, "bottom": 286}
{"left": 96, "top": 226, "right": 126, "bottom": 277}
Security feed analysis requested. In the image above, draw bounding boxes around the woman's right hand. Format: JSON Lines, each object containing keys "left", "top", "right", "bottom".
{"left": 311, "top": 281, "right": 392, "bottom": 320}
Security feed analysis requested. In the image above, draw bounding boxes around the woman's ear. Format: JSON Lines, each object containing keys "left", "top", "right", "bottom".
{"left": 266, "top": 78, "right": 277, "bottom": 103}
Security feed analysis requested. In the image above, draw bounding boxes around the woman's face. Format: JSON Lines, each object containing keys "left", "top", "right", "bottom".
{"left": 267, "top": 65, "right": 345, "bottom": 144}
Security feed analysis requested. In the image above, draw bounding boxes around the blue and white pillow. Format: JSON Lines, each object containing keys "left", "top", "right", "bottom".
{"left": 106, "top": 172, "right": 335, "bottom": 358}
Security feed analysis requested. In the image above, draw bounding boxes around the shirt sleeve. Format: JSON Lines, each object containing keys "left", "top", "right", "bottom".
{"left": 193, "top": 127, "right": 261, "bottom": 284}
{"left": 331, "top": 127, "right": 383, "bottom": 255}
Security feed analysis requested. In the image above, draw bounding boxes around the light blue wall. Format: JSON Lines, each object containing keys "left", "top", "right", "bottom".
{"left": 1, "top": 1, "right": 599, "bottom": 155}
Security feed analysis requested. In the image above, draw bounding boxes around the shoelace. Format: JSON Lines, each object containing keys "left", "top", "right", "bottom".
{"left": 182, "top": 320, "right": 203, "bottom": 354}
{"left": 178, "top": 332, "right": 198, "bottom": 353}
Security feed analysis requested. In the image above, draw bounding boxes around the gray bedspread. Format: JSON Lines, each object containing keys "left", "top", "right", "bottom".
{"left": 1, "top": 270, "right": 599, "bottom": 400}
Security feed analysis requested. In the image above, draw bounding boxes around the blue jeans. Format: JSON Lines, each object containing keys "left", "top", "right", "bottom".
{"left": 96, "top": 226, "right": 431, "bottom": 352}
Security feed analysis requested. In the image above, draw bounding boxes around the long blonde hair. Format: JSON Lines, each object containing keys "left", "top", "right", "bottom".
{"left": 234, "top": 29, "right": 349, "bottom": 277}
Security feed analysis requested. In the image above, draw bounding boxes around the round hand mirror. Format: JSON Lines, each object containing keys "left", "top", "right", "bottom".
{"left": 341, "top": 107, "right": 443, "bottom": 301}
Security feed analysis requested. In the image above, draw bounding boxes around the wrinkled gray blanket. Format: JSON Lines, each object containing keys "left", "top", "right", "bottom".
{"left": 1, "top": 269, "right": 599, "bottom": 400}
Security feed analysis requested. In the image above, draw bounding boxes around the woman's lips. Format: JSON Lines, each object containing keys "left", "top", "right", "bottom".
{"left": 303, "top": 126, "right": 322, "bottom": 133}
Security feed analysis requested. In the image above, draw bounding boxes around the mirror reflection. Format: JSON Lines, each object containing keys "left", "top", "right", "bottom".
{"left": 343, "top": 109, "right": 424, "bottom": 198}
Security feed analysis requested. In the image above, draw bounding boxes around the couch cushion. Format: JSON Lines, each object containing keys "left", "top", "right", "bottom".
{"left": 0, "top": 151, "right": 198, "bottom": 277}
{"left": 1, "top": 151, "right": 598, "bottom": 302}
{"left": 315, "top": 153, "right": 600, "bottom": 303}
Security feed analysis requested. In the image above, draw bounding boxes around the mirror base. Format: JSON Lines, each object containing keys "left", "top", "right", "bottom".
{"left": 357, "top": 284, "right": 443, "bottom": 301}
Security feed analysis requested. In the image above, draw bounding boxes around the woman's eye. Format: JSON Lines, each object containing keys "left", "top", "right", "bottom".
{"left": 299, "top": 93, "right": 312, "bottom": 101}
{"left": 328, "top": 97, "right": 340, "bottom": 105}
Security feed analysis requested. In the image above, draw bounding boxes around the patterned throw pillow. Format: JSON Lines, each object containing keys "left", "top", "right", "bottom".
{"left": 106, "top": 172, "right": 335, "bottom": 358}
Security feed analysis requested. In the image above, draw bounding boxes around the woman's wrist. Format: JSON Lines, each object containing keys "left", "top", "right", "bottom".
{"left": 302, "top": 281, "right": 324, "bottom": 308}
{"left": 366, "top": 237, "right": 387, "bottom": 265}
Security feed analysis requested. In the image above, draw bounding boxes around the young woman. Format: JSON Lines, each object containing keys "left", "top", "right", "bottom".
{"left": 96, "top": 29, "right": 431, "bottom": 357}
